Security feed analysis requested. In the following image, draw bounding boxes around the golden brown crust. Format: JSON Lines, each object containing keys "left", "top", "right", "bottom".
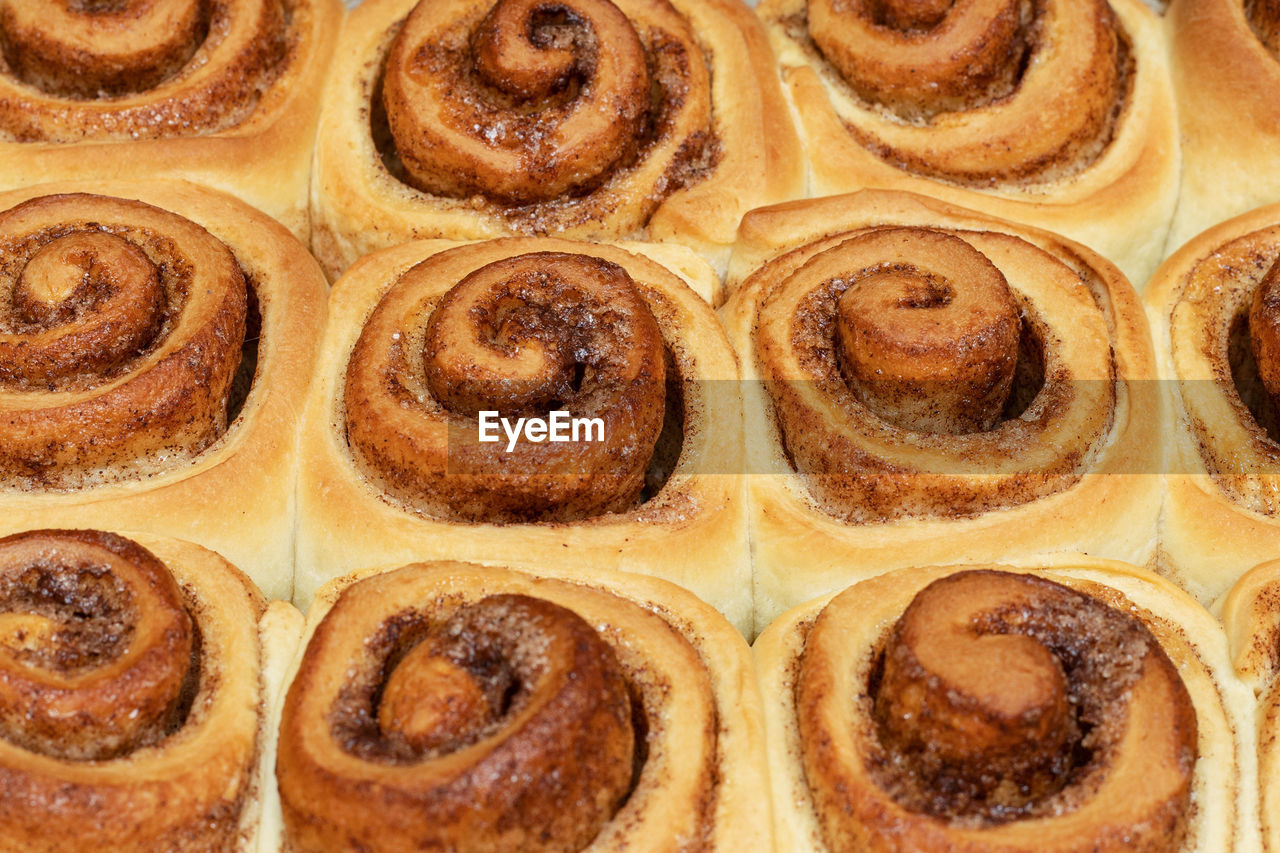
{"left": 757, "top": 0, "right": 1177, "bottom": 286}
{"left": 278, "top": 561, "right": 772, "bottom": 852}
{"left": 0, "top": 0, "right": 343, "bottom": 239}
{"left": 296, "top": 236, "right": 750, "bottom": 631}
{"left": 1143, "top": 201, "right": 1280, "bottom": 604}
{"left": 0, "top": 530, "right": 194, "bottom": 762}
{"left": 280, "top": 589, "right": 637, "bottom": 851}
{"left": 754, "top": 555, "right": 1257, "bottom": 852}
{"left": 1167, "top": 0, "right": 1280, "bottom": 253}
{"left": 0, "top": 181, "right": 328, "bottom": 603}
{"left": 310, "top": 0, "right": 802, "bottom": 280}
{"left": 805, "top": 0, "right": 1123, "bottom": 184}
{"left": 862, "top": 572, "right": 1195, "bottom": 836}
{"left": 0, "top": 528, "right": 285, "bottom": 853}
{"left": 0, "top": 0, "right": 209, "bottom": 99}
{"left": 749, "top": 222, "right": 1114, "bottom": 523}
{"left": 724, "top": 190, "right": 1161, "bottom": 627}
{"left": 382, "top": 0, "right": 698, "bottom": 209}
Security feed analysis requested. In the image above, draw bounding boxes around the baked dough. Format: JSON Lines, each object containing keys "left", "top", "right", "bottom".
{"left": 755, "top": 0, "right": 1177, "bottom": 286}
{"left": 0, "top": 180, "right": 328, "bottom": 602}
{"left": 0, "top": 528, "right": 303, "bottom": 852}
{"left": 0, "top": 0, "right": 342, "bottom": 240}
{"left": 309, "top": 0, "right": 802, "bottom": 280}
{"left": 1166, "top": 0, "right": 1280, "bottom": 253}
{"left": 277, "top": 560, "right": 771, "bottom": 851}
{"left": 723, "top": 189, "right": 1161, "bottom": 626}
{"left": 295, "top": 237, "right": 750, "bottom": 632}
{"left": 755, "top": 555, "right": 1258, "bottom": 852}
{"left": 1143, "top": 201, "right": 1280, "bottom": 604}
{"left": 1220, "top": 558, "right": 1280, "bottom": 853}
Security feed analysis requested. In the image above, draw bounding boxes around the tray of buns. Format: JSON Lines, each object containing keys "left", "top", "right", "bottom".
{"left": 0, "top": 0, "right": 1275, "bottom": 850}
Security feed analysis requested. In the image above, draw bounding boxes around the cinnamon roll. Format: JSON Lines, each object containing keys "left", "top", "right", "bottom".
{"left": 0, "top": 0, "right": 341, "bottom": 240}
{"left": 1166, "top": 0, "right": 1280, "bottom": 252}
{"left": 309, "top": 0, "right": 803, "bottom": 280}
{"left": 0, "top": 527, "right": 303, "bottom": 852}
{"left": 1145, "top": 202, "right": 1280, "bottom": 606}
{"left": 1220, "top": 559, "right": 1280, "bottom": 853}
{"left": 0, "top": 181, "right": 327, "bottom": 602}
{"left": 756, "top": 0, "right": 1177, "bottom": 285}
{"left": 295, "top": 237, "right": 749, "bottom": 630}
{"left": 276, "top": 560, "right": 770, "bottom": 851}
{"left": 723, "top": 190, "right": 1161, "bottom": 626}
{"left": 755, "top": 556, "right": 1256, "bottom": 851}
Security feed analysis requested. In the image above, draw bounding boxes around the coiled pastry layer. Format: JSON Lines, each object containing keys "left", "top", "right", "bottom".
{"left": 0, "top": 0, "right": 341, "bottom": 240}
{"left": 752, "top": 222, "right": 1113, "bottom": 523}
{"left": 756, "top": 0, "right": 1177, "bottom": 284}
{"left": 0, "top": 0, "right": 286, "bottom": 142}
{"left": 309, "top": 0, "right": 801, "bottom": 277}
{"left": 0, "top": 192, "right": 246, "bottom": 488}
{"left": 382, "top": 0, "right": 709, "bottom": 210}
{"left": 296, "top": 237, "right": 749, "bottom": 629}
{"left": 277, "top": 561, "right": 770, "bottom": 852}
{"left": 724, "top": 190, "right": 1160, "bottom": 625}
{"left": 806, "top": 0, "right": 1124, "bottom": 185}
{"left": 0, "top": 528, "right": 269, "bottom": 852}
{"left": 754, "top": 557, "right": 1254, "bottom": 852}
{"left": 344, "top": 249, "right": 667, "bottom": 523}
{"left": 0, "top": 180, "right": 327, "bottom": 603}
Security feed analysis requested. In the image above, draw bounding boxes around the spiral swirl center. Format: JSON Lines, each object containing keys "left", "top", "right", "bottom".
{"left": 378, "top": 639, "right": 495, "bottom": 752}
{"left": 0, "top": 530, "right": 194, "bottom": 762}
{"left": 830, "top": 228, "right": 1021, "bottom": 434}
{"left": 868, "top": 571, "right": 1196, "bottom": 822}
{"left": 383, "top": 0, "right": 656, "bottom": 204}
{"left": 423, "top": 251, "right": 662, "bottom": 418}
{"left": 471, "top": 0, "right": 611, "bottom": 101}
{"left": 1, "top": 231, "right": 167, "bottom": 389}
{"left": 0, "top": 0, "right": 210, "bottom": 97}
{"left": 346, "top": 248, "right": 667, "bottom": 523}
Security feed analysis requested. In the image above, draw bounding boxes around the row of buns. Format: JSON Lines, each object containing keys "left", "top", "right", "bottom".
{"left": 4, "top": 526, "right": 1279, "bottom": 851}
{"left": 0, "top": 0, "right": 1276, "bottom": 288}
{"left": 8, "top": 178, "right": 1280, "bottom": 636}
